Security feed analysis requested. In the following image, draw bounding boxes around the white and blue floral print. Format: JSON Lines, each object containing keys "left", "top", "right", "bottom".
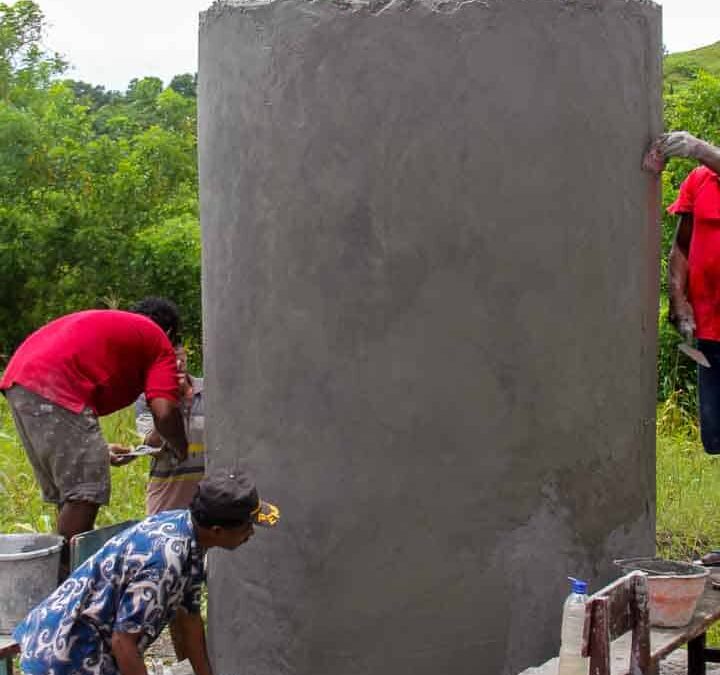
{"left": 14, "top": 510, "right": 204, "bottom": 675}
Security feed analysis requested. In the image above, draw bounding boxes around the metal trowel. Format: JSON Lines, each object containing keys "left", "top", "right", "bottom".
{"left": 679, "top": 341, "right": 711, "bottom": 368}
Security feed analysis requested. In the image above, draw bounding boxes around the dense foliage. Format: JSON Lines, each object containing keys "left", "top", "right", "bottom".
{"left": 0, "top": 1, "right": 200, "bottom": 364}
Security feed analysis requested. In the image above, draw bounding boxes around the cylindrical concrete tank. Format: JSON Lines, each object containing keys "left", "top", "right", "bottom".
{"left": 198, "top": 0, "right": 662, "bottom": 672}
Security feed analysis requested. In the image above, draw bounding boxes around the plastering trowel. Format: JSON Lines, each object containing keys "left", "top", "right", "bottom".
{"left": 679, "top": 341, "right": 711, "bottom": 368}
{"left": 110, "top": 444, "right": 164, "bottom": 461}
{"left": 124, "top": 444, "right": 165, "bottom": 457}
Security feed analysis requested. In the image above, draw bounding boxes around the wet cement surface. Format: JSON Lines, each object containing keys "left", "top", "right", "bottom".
{"left": 660, "top": 650, "right": 720, "bottom": 674}
{"left": 199, "top": 0, "right": 662, "bottom": 672}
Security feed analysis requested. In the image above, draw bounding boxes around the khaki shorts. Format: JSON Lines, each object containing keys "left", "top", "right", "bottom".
{"left": 146, "top": 477, "right": 202, "bottom": 515}
{"left": 5, "top": 385, "right": 111, "bottom": 505}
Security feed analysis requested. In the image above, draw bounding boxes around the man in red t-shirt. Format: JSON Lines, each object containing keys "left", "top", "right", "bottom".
{"left": 651, "top": 132, "right": 720, "bottom": 452}
{"left": 0, "top": 297, "right": 189, "bottom": 579}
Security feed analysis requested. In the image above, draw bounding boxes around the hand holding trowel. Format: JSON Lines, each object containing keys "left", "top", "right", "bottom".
{"left": 677, "top": 318, "right": 711, "bottom": 368}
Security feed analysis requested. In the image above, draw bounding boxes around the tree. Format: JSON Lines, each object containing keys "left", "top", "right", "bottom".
{"left": 169, "top": 73, "right": 196, "bottom": 99}
{"left": 62, "top": 79, "right": 120, "bottom": 110}
{"left": 0, "top": 2, "right": 202, "bottom": 360}
{"left": 0, "top": 1, "right": 65, "bottom": 102}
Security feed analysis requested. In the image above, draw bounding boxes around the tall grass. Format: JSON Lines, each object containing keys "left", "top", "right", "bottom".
{"left": 657, "top": 397, "right": 720, "bottom": 561}
{"left": 0, "top": 397, "right": 149, "bottom": 533}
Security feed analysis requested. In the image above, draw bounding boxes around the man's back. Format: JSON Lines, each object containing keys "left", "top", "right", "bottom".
{"left": 13, "top": 511, "right": 204, "bottom": 675}
{"left": 0, "top": 309, "right": 178, "bottom": 415}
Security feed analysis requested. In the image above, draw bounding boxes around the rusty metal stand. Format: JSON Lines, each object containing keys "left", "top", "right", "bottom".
{"left": 688, "top": 633, "right": 707, "bottom": 675}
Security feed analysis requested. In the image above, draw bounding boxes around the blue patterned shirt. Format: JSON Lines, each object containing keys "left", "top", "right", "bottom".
{"left": 14, "top": 510, "right": 204, "bottom": 675}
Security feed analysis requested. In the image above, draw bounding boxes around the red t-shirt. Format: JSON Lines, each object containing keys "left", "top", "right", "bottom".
{"left": 0, "top": 310, "right": 179, "bottom": 415}
{"left": 668, "top": 166, "right": 720, "bottom": 341}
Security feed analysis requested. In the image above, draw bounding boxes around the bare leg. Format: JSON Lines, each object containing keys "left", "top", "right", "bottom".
{"left": 56, "top": 500, "right": 100, "bottom": 582}
{"left": 169, "top": 617, "right": 188, "bottom": 661}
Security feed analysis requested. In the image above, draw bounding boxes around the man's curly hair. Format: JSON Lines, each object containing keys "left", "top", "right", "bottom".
{"left": 130, "top": 297, "right": 181, "bottom": 344}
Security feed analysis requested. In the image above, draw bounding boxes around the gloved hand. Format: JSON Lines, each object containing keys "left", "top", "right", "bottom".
{"left": 657, "top": 131, "right": 702, "bottom": 158}
{"left": 643, "top": 131, "right": 703, "bottom": 173}
{"left": 669, "top": 300, "right": 696, "bottom": 342}
{"left": 678, "top": 318, "right": 695, "bottom": 342}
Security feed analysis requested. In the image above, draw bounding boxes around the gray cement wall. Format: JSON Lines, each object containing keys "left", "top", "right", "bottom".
{"left": 198, "top": 0, "right": 662, "bottom": 672}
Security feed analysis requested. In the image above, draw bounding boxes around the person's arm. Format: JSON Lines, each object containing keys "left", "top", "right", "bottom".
{"left": 693, "top": 138, "right": 720, "bottom": 175}
{"left": 136, "top": 396, "right": 164, "bottom": 447}
{"left": 652, "top": 131, "right": 720, "bottom": 175}
{"left": 668, "top": 213, "right": 695, "bottom": 340}
{"left": 172, "top": 609, "right": 213, "bottom": 675}
{"left": 149, "top": 397, "right": 188, "bottom": 463}
{"left": 111, "top": 631, "right": 147, "bottom": 675}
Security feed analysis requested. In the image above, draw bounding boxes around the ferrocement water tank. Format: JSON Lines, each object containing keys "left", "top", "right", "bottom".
{"left": 198, "top": 0, "right": 662, "bottom": 672}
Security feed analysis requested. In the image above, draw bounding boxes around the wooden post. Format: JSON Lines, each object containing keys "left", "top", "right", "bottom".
{"left": 630, "top": 574, "right": 651, "bottom": 675}
{"left": 588, "top": 598, "right": 610, "bottom": 675}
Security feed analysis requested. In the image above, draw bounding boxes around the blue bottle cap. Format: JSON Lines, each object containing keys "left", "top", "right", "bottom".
{"left": 568, "top": 577, "right": 588, "bottom": 594}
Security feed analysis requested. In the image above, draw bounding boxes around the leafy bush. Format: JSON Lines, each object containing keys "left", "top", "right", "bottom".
{"left": 0, "top": 1, "right": 201, "bottom": 366}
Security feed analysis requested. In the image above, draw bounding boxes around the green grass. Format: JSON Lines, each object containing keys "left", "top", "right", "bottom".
{"left": 0, "top": 397, "right": 149, "bottom": 533}
{"left": 665, "top": 42, "right": 720, "bottom": 90}
{"left": 655, "top": 399, "right": 720, "bottom": 645}
{"left": 656, "top": 426, "right": 720, "bottom": 560}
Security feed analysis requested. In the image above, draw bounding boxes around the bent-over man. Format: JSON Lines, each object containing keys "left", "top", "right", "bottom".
{"left": 0, "top": 297, "right": 189, "bottom": 579}
{"left": 13, "top": 467, "right": 280, "bottom": 675}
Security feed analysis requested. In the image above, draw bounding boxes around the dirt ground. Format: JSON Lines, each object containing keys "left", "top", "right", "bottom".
{"left": 145, "top": 628, "right": 176, "bottom": 668}
{"left": 145, "top": 634, "right": 719, "bottom": 673}
{"left": 659, "top": 649, "right": 720, "bottom": 674}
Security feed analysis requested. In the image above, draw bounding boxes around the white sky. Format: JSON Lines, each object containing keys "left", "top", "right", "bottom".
{"left": 25, "top": 0, "right": 720, "bottom": 92}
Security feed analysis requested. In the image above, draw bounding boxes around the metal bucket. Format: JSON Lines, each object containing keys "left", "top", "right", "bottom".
{"left": 615, "top": 557, "right": 709, "bottom": 627}
{"left": 0, "top": 533, "right": 64, "bottom": 633}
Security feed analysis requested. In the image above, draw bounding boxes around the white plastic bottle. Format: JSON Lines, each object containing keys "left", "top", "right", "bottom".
{"left": 557, "top": 577, "right": 589, "bottom": 675}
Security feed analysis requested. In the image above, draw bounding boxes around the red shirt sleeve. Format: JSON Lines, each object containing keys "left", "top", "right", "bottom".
{"left": 145, "top": 344, "right": 179, "bottom": 403}
{"left": 668, "top": 168, "right": 701, "bottom": 215}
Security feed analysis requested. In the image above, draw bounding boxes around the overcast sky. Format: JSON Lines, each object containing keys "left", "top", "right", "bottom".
{"left": 31, "top": 0, "right": 720, "bottom": 92}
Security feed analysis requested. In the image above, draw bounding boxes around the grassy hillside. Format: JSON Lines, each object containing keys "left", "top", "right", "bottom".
{"left": 665, "top": 41, "right": 720, "bottom": 90}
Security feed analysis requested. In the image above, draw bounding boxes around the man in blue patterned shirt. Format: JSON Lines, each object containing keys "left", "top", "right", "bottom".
{"left": 13, "top": 467, "right": 280, "bottom": 675}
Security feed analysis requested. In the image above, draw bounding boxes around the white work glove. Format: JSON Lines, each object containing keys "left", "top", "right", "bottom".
{"left": 669, "top": 297, "right": 696, "bottom": 342}
{"left": 643, "top": 131, "right": 702, "bottom": 173}
{"left": 678, "top": 318, "right": 695, "bottom": 343}
{"left": 657, "top": 131, "right": 702, "bottom": 159}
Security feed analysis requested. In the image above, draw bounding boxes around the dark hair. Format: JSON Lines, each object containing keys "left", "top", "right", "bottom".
{"left": 130, "top": 297, "right": 181, "bottom": 344}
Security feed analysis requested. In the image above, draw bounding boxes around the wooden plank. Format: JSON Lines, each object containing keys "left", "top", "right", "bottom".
{"left": 598, "top": 582, "right": 720, "bottom": 673}
{"left": 604, "top": 574, "right": 638, "bottom": 640}
{"left": 518, "top": 582, "right": 720, "bottom": 675}
{"left": 0, "top": 637, "right": 18, "bottom": 661}
{"left": 589, "top": 598, "right": 611, "bottom": 675}
{"left": 629, "top": 575, "right": 651, "bottom": 675}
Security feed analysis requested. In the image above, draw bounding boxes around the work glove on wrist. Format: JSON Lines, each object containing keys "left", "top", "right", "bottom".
{"left": 659, "top": 131, "right": 701, "bottom": 159}
{"left": 643, "top": 131, "right": 702, "bottom": 173}
{"left": 677, "top": 317, "right": 696, "bottom": 343}
{"left": 669, "top": 300, "right": 696, "bottom": 342}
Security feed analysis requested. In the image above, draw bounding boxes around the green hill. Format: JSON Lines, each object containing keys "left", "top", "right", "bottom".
{"left": 665, "top": 42, "right": 720, "bottom": 89}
